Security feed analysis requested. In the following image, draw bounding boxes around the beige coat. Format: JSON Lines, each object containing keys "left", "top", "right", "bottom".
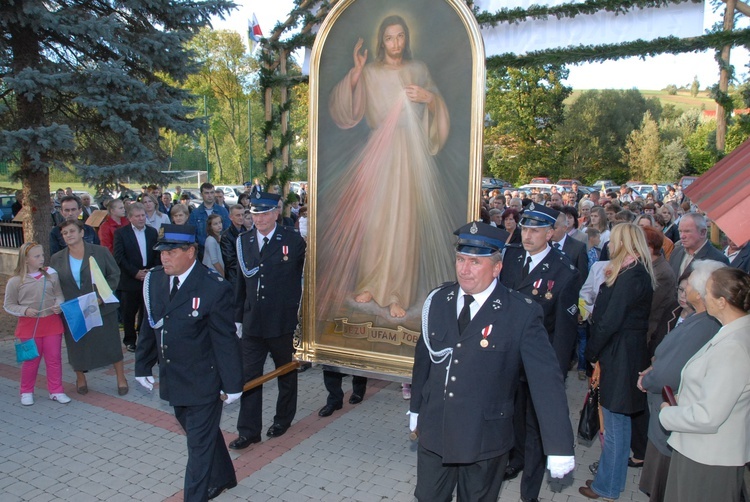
{"left": 659, "top": 315, "right": 750, "bottom": 466}
{"left": 3, "top": 268, "right": 64, "bottom": 317}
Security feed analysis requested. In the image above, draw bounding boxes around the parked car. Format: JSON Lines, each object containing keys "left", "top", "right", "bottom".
{"left": 179, "top": 189, "right": 203, "bottom": 209}
{"left": 631, "top": 184, "right": 668, "bottom": 200}
{"left": 214, "top": 185, "right": 239, "bottom": 206}
{"left": 556, "top": 179, "right": 583, "bottom": 188}
{"left": 679, "top": 175, "right": 698, "bottom": 189}
{"left": 529, "top": 177, "right": 552, "bottom": 184}
{"left": 517, "top": 183, "right": 566, "bottom": 194}
{"left": 591, "top": 179, "right": 616, "bottom": 189}
{"left": 0, "top": 194, "right": 17, "bottom": 221}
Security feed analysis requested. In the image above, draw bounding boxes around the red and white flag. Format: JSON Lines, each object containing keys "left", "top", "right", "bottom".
{"left": 248, "top": 13, "right": 263, "bottom": 50}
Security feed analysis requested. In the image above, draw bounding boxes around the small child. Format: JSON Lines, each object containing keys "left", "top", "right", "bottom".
{"left": 4, "top": 242, "right": 69, "bottom": 405}
{"left": 585, "top": 227, "right": 601, "bottom": 270}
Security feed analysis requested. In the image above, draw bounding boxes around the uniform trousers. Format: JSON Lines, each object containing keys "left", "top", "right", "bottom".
{"left": 120, "top": 288, "right": 144, "bottom": 347}
{"left": 509, "top": 380, "right": 547, "bottom": 501}
{"left": 237, "top": 332, "right": 297, "bottom": 438}
{"left": 415, "top": 443, "right": 508, "bottom": 502}
{"left": 174, "top": 399, "right": 236, "bottom": 502}
{"left": 323, "top": 370, "right": 367, "bottom": 407}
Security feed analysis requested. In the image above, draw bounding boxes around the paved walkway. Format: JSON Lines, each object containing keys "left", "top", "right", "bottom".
{"left": 0, "top": 338, "right": 649, "bottom": 501}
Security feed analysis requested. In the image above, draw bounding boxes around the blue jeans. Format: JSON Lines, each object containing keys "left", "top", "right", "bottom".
{"left": 577, "top": 324, "right": 588, "bottom": 371}
{"left": 592, "top": 406, "right": 631, "bottom": 499}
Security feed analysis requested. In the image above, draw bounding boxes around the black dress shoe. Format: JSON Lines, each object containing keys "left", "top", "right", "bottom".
{"left": 503, "top": 465, "right": 522, "bottom": 480}
{"left": 126, "top": 344, "right": 136, "bottom": 353}
{"left": 628, "top": 457, "right": 644, "bottom": 468}
{"left": 207, "top": 480, "right": 237, "bottom": 499}
{"left": 348, "top": 394, "right": 363, "bottom": 404}
{"left": 266, "top": 423, "right": 289, "bottom": 437}
{"left": 228, "top": 435, "right": 261, "bottom": 450}
{"left": 318, "top": 403, "right": 343, "bottom": 417}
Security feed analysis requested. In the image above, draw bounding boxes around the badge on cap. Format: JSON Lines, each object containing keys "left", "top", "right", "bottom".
{"left": 470, "top": 222, "right": 478, "bottom": 234}
{"left": 255, "top": 191, "right": 261, "bottom": 199}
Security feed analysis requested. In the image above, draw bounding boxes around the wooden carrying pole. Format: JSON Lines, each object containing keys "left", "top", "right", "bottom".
{"left": 221, "top": 361, "right": 301, "bottom": 400}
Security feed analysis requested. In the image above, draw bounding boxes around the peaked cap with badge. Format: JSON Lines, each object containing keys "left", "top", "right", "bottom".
{"left": 454, "top": 221, "right": 509, "bottom": 256}
{"left": 519, "top": 202, "right": 559, "bottom": 228}
{"left": 153, "top": 224, "right": 196, "bottom": 251}
{"left": 249, "top": 191, "right": 280, "bottom": 214}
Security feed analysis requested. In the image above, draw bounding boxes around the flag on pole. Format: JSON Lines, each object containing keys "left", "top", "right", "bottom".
{"left": 89, "top": 256, "right": 118, "bottom": 304}
{"left": 60, "top": 292, "right": 103, "bottom": 342}
{"left": 248, "top": 14, "right": 263, "bottom": 51}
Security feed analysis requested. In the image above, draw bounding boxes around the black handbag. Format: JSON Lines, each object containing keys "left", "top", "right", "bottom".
{"left": 578, "top": 384, "right": 600, "bottom": 441}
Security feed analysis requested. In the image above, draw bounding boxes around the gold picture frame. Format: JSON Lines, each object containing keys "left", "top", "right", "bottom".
{"left": 301, "top": 0, "right": 485, "bottom": 380}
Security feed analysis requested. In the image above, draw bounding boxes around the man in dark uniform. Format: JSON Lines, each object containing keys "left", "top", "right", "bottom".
{"left": 500, "top": 203, "right": 580, "bottom": 502}
{"left": 410, "top": 221, "right": 575, "bottom": 501}
{"left": 230, "top": 192, "right": 306, "bottom": 449}
{"left": 220, "top": 204, "right": 249, "bottom": 288}
{"left": 134, "top": 224, "right": 243, "bottom": 501}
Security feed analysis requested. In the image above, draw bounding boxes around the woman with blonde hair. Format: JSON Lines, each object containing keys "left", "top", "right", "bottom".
{"left": 141, "top": 193, "right": 170, "bottom": 231}
{"left": 98, "top": 198, "right": 126, "bottom": 253}
{"left": 4, "top": 242, "right": 68, "bottom": 405}
{"left": 580, "top": 223, "right": 656, "bottom": 501}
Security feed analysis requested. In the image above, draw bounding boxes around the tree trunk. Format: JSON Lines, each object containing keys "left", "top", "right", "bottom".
{"left": 716, "top": 0, "right": 737, "bottom": 152}
{"left": 9, "top": 4, "right": 53, "bottom": 254}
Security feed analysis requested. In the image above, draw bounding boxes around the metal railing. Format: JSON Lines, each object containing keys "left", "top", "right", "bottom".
{"left": 0, "top": 221, "right": 24, "bottom": 248}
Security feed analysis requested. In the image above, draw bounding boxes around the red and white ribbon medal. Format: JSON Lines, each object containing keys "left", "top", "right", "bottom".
{"left": 480, "top": 324, "right": 493, "bottom": 348}
{"left": 545, "top": 280, "right": 555, "bottom": 300}
{"left": 532, "top": 279, "right": 542, "bottom": 296}
{"left": 192, "top": 297, "right": 200, "bottom": 317}
{"left": 282, "top": 245, "right": 289, "bottom": 261}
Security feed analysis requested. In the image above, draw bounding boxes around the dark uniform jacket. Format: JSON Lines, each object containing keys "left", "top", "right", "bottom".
{"left": 220, "top": 224, "right": 247, "bottom": 287}
{"left": 730, "top": 244, "right": 750, "bottom": 274}
{"left": 500, "top": 246, "right": 580, "bottom": 375}
{"left": 235, "top": 224, "right": 305, "bottom": 338}
{"left": 135, "top": 263, "right": 243, "bottom": 406}
{"left": 410, "top": 281, "right": 574, "bottom": 464}
{"left": 112, "top": 224, "right": 159, "bottom": 292}
{"left": 559, "top": 235, "right": 589, "bottom": 286}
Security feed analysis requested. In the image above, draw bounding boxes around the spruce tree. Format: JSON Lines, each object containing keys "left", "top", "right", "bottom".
{"left": 0, "top": 0, "right": 234, "bottom": 249}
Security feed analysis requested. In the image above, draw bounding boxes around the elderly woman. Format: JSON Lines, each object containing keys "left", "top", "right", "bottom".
{"left": 170, "top": 203, "right": 190, "bottom": 225}
{"left": 501, "top": 208, "right": 521, "bottom": 245}
{"left": 579, "top": 199, "right": 594, "bottom": 231}
{"left": 636, "top": 260, "right": 724, "bottom": 502}
{"left": 580, "top": 223, "right": 656, "bottom": 501}
{"left": 658, "top": 267, "right": 750, "bottom": 502}
{"left": 50, "top": 220, "right": 128, "bottom": 395}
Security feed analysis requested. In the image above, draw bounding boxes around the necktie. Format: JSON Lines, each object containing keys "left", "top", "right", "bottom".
{"left": 522, "top": 256, "right": 532, "bottom": 279}
{"left": 170, "top": 277, "right": 180, "bottom": 301}
{"left": 554, "top": 242, "right": 562, "bottom": 251}
{"left": 458, "top": 295, "right": 474, "bottom": 334}
{"left": 261, "top": 236, "right": 269, "bottom": 256}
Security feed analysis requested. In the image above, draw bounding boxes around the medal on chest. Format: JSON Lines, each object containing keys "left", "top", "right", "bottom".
{"left": 282, "top": 245, "right": 289, "bottom": 261}
{"left": 532, "top": 279, "right": 542, "bottom": 296}
{"left": 480, "top": 325, "right": 492, "bottom": 348}
{"left": 192, "top": 297, "right": 200, "bottom": 317}
{"left": 545, "top": 280, "right": 555, "bottom": 300}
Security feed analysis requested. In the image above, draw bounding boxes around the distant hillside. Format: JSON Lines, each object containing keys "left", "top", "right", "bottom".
{"left": 567, "top": 89, "right": 717, "bottom": 113}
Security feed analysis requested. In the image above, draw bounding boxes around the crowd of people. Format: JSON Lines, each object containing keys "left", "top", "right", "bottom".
{"left": 478, "top": 183, "right": 750, "bottom": 502}
{"left": 4, "top": 175, "right": 749, "bottom": 501}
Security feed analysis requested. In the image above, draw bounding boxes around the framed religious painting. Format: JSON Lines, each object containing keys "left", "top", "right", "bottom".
{"left": 300, "top": 0, "right": 484, "bottom": 379}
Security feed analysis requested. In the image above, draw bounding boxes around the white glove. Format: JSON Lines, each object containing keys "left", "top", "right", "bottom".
{"left": 407, "top": 411, "right": 418, "bottom": 431}
{"left": 235, "top": 322, "right": 243, "bottom": 339}
{"left": 223, "top": 392, "right": 242, "bottom": 405}
{"left": 136, "top": 376, "right": 154, "bottom": 391}
{"left": 547, "top": 455, "right": 575, "bottom": 478}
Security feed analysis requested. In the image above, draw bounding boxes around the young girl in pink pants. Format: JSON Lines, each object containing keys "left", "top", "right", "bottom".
{"left": 4, "top": 242, "right": 69, "bottom": 405}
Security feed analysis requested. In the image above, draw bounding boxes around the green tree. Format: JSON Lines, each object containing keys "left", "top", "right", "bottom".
{"left": 483, "top": 65, "right": 571, "bottom": 184}
{"left": 556, "top": 89, "right": 662, "bottom": 183}
{"left": 684, "top": 122, "right": 720, "bottom": 175}
{"left": 690, "top": 76, "right": 700, "bottom": 97}
{"left": 659, "top": 138, "right": 688, "bottom": 182}
{"left": 183, "top": 29, "right": 260, "bottom": 184}
{"left": 0, "top": 0, "right": 233, "bottom": 247}
{"left": 623, "top": 111, "right": 661, "bottom": 182}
